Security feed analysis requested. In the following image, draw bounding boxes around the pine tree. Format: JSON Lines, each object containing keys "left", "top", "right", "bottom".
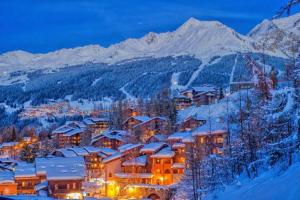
{"left": 20, "top": 144, "right": 39, "bottom": 163}
{"left": 11, "top": 126, "right": 17, "bottom": 142}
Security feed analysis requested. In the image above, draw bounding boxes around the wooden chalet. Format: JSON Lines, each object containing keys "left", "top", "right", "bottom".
{"left": 52, "top": 121, "right": 91, "bottom": 148}
{"left": 14, "top": 163, "right": 40, "bottom": 195}
{"left": 83, "top": 117, "right": 110, "bottom": 137}
{"left": 150, "top": 147, "right": 175, "bottom": 185}
{"left": 192, "top": 120, "right": 227, "bottom": 156}
{"left": 35, "top": 157, "right": 86, "bottom": 199}
{"left": 230, "top": 81, "right": 255, "bottom": 93}
{"left": 0, "top": 171, "right": 17, "bottom": 195}
{"left": 178, "top": 115, "right": 206, "bottom": 131}
{"left": 174, "top": 95, "right": 192, "bottom": 110}
{"left": 181, "top": 85, "right": 219, "bottom": 106}
{"left": 123, "top": 116, "right": 169, "bottom": 142}
{"left": 91, "top": 130, "right": 127, "bottom": 150}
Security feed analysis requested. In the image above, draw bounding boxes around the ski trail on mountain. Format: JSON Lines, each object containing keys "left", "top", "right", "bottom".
{"left": 230, "top": 54, "right": 239, "bottom": 84}
{"left": 170, "top": 72, "right": 184, "bottom": 92}
{"left": 185, "top": 62, "right": 207, "bottom": 88}
{"left": 119, "top": 72, "right": 148, "bottom": 100}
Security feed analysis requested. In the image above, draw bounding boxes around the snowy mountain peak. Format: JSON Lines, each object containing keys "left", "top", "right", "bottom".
{"left": 0, "top": 15, "right": 294, "bottom": 74}
{"left": 248, "top": 13, "right": 300, "bottom": 56}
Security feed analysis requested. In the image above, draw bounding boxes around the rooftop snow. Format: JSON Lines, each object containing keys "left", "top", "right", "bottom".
{"left": 0, "top": 171, "right": 15, "bottom": 183}
{"left": 168, "top": 131, "right": 192, "bottom": 141}
{"left": 98, "top": 147, "right": 118, "bottom": 156}
{"left": 122, "top": 155, "right": 147, "bottom": 167}
{"left": 118, "top": 143, "right": 143, "bottom": 153}
{"left": 151, "top": 147, "right": 175, "bottom": 158}
{"left": 147, "top": 134, "right": 167, "bottom": 142}
{"left": 192, "top": 120, "right": 227, "bottom": 136}
{"left": 83, "top": 117, "right": 109, "bottom": 125}
{"left": 83, "top": 146, "right": 102, "bottom": 154}
{"left": 67, "top": 147, "right": 89, "bottom": 156}
{"left": 15, "top": 162, "right": 36, "bottom": 178}
{"left": 172, "top": 143, "right": 185, "bottom": 149}
{"left": 0, "top": 142, "right": 18, "bottom": 147}
{"left": 53, "top": 148, "right": 78, "bottom": 158}
{"left": 103, "top": 152, "right": 122, "bottom": 163}
{"left": 140, "top": 142, "right": 166, "bottom": 153}
{"left": 35, "top": 157, "right": 85, "bottom": 180}
{"left": 91, "top": 130, "right": 127, "bottom": 144}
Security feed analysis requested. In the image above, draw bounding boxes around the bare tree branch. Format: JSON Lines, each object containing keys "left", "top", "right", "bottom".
{"left": 273, "top": 0, "right": 300, "bottom": 19}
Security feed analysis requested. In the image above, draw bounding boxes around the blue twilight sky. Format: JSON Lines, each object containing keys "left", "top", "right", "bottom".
{"left": 0, "top": 0, "right": 298, "bottom": 54}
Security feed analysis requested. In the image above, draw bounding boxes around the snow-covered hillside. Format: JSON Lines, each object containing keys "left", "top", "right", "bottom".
{"left": 206, "top": 162, "right": 300, "bottom": 200}
{"left": 248, "top": 13, "right": 300, "bottom": 56}
{"left": 0, "top": 15, "right": 292, "bottom": 75}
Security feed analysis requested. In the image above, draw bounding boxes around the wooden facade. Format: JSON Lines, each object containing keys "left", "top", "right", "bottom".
{"left": 179, "top": 116, "right": 206, "bottom": 131}
{"left": 15, "top": 176, "right": 40, "bottom": 195}
{"left": 48, "top": 179, "right": 83, "bottom": 199}
{"left": 174, "top": 96, "right": 192, "bottom": 110}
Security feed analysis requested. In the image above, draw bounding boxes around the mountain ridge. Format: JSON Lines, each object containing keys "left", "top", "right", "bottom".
{"left": 2, "top": 15, "right": 297, "bottom": 74}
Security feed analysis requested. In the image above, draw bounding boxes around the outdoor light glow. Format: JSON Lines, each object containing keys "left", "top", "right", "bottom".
{"left": 66, "top": 192, "right": 83, "bottom": 199}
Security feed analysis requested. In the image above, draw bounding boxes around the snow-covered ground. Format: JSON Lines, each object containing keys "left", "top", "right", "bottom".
{"left": 206, "top": 162, "right": 300, "bottom": 200}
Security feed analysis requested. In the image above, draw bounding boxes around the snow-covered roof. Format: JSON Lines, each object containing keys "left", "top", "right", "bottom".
{"left": 181, "top": 85, "right": 217, "bottom": 94}
{"left": 15, "top": 162, "right": 36, "bottom": 178}
{"left": 140, "top": 142, "right": 166, "bottom": 154}
{"left": 192, "top": 120, "right": 227, "bottom": 136}
{"left": 67, "top": 147, "right": 89, "bottom": 156}
{"left": 122, "top": 155, "right": 147, "bottom": 167}
{"left": 118, "top": 143, "right": 143, "bottom": 153}
{"left": 35, "top": 157, "right": 85, "bottom": 180}
{"left": 0, "top": 142, "right": 18, "bottom": 148}
{"left": 168, "top": 131, "right": 192, "bottom": 141}
{"left": 65, "top": 121, "right": 87, "bottom": 129}
{"left": 63, "top": 127, "right": 86, "bottom": 137}
{"left": 182, "top": 134, "right": 195, "bottom": 143}
{"left": 147, "top": 134, "right": 167, "bottom": 142}
{"left": 114, "top": 173, "right": 153, "bottom": 179}
{"left": 0, "top": 171, "right": 15, "bottom": 183}
{"left": 172, "top": 163, "right": 185, "bottom": 169}
{"left": 123, "top": 116, "right": 167, "bottom": 127}
{"left": 83, "top": 146, "right": 102, "bottom": 154}
{"left": 98, "top": 147, "right": 118, "bottom": 156}
{"left": 123, "top": 116, "right": 152, "bottom": 125}
{"left": 184, "top": 114, "right": 207, "bottom": 122}
{"left": 172, "top": 143, "right": 185, "bottom": 149}
{"left": 151, "top": 147, "right": 175, "bottom": 158}
{"left": 91, "top": 130, "right": 127, "bottom": 144}
{"left": 83, "top": 117, "right": 109, "bottom": 125}
{"left": 103, "top": 152, "right": 122, "bottom": 163}
{"left": 192, "top": 85, "right": 217, "bottom": 93}
{"left": 53, "top": 148, "right": 78, "bottom": 157}
{"left": 52, "top": 121, "right": 87, "bottom": 137}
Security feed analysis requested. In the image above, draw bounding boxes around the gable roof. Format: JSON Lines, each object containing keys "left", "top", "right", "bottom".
{"left": 103, "top": 152, "right": 122, "bottom": 163}
{"left": 0, "top": 171, "right": 15, "bottom": 183}
{"left": 140, "top": 142, "right": 166, "bottom": 154}
{"left": 91, "top": 130, "right": 127, "bottom": 145}
{"left": 168, "top": 131, "right": 192, "bottom": 141}
{"left": 118, "top": 143, "right": 143, "bottom": 153}
{"left": 122, "top": 155, "right": 147, "bottom": 167}
{"left": 15, "top": 162, "right": 36, "bottom": 178}
{"left": 35, "top": 157, "right": 85, "bottom": 180}
{"left": 150, "top": 147, "right": 175, "bottom": 158}
{"left": 192, "top": 120, "right": 227, "bottom": 136}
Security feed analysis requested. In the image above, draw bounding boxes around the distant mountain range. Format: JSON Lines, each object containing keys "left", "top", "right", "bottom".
{"left": 0, "top": 13, "right": 299, "bottom": 106}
